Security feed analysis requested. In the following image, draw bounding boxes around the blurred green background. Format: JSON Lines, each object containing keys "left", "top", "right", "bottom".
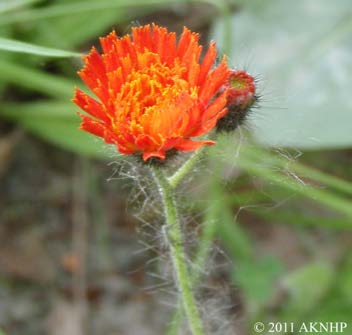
{"left": 0, "top": 0, "right": 351, "bottom": 334}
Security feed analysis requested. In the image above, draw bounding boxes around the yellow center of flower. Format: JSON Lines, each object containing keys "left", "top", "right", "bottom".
{"left": 113, "top": 52, "right": 198, "bottom": 142}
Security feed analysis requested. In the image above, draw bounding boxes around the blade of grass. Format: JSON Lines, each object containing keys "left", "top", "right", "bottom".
{"left": 0, "top": 58, "right": 77, "bottom": 98}
{"left": 42, "top": 11, "right": 125, "bottom": 49}
{"left": 0, "top": 0, "right": 173, "bottom": 25}
{"left": 217, "top": 210, "right": 254, "bottom": 261}
{"left": 211, "top": 137, "right": 352, "bottom": 219}
{"left": 246, "top": 146, "right": 352, "bottom": 197}
{"left": 237, "top": 153, "right": 352, "bottom": 219}
{"left": 231, "top": 192, "right": 352, "bottom": 230}
{"left": 0, "top": 0, "right": 40, "bottom": 14}
{"left": 0, "top": 0, "right": 231, "bottom": 27}
{"left": 20, "top": 117, "right": 108, "bottom": 158}
{"left": 0, "top": 37, "right": 81, "bottom": 57}
{"left": 0, "top": 101, "right": 75, "bottom": 119}
{"left": 32, "top": 4, "right": 130, "bottom": 49}
{"left": 256, "top": 209, "right": 352, "bottom": 230}
{"left": 0, "top": 101, "right": 110, "bottom": 158}
{"left": 224, "top": 179, "right": 352, "bottom": 230}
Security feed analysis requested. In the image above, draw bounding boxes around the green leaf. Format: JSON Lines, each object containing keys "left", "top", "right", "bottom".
{"left": 0, "top": 58, "right": 77, "bottom": 98}
{"left": 244, "top": 146, "right": 352, "bottom": 197}
{"left": 212, "top": 0, "right": 352, "bottom": 149}
{"left": 238, "top": 152, "right": 352, "bottom": 219}
{"left": 257, "top": 210, "right": 352, "bottom": 231}
{"left": 282, "top": 262, "right": 334, "bottom": 315}
{"left": 308, "top": 298, "right": 352, "bottom": 326}
{"left": 21, "top": 117, "right": 112, "bottom": 159}
{"left": 0, "top": 37, "right": 81, "bottom": 57}
{"left": 337, "top": 254, "right": 352, "bottom": 304}
{"left": 0, "top": 0, "right": 40, "bottom": 14}
{"left": 217, "top": 213, "right": 254, "bottom": 261}
{"left": 0, "top": 0, "right": 175, "bottom": 26}
{"left": 233, "top": 256, "right": 283, "bottom": 305}
{"left": 210, "top": 137, "right": 352, "bottom": 220}
{"left": 1, "top": 101, "right": 76, "bottom": 119}
{"left": 0, "top": 101, "right": 111, "bottom": 159}
{"left": 302, "top": 254, "right": 352, "bottom": 326}
{"left": 30, "top": 1, "right": 131, "bottom": 50}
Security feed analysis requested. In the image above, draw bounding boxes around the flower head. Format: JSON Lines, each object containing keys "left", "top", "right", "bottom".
{"left": 73, "top": 24, "right": 230, "bottom": 161}
{"left": 216, "top": 70, "right": 257, "bottom": 132}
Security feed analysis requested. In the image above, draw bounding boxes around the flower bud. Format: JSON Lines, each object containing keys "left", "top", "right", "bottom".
{"left": 216, "top": 70, "right": 257, "bottom": 132}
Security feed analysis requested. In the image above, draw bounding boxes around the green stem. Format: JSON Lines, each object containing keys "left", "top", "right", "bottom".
{"left": 168, "top": 148, "right": 205, "bottom": 189}
{"left": 166, "top": 171, "right": 226, "bottom": 335}
{"left": 152, "top": 167, "right": 205, "bottom": 335}
{"left": 167, "top": 203, "right": 218, "bottom": 335}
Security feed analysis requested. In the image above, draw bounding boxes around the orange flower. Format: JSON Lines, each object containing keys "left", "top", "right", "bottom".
{"left": 73, "top": 24, "right": 230, "bottom": 161}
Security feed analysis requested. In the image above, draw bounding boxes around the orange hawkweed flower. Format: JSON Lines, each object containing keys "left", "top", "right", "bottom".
{"left": 73, "top": 24, "right": 230, "bottom": 161}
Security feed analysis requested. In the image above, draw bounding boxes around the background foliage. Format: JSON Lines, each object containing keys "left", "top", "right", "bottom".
{"left": 0, "top": 0, "right": 351, "bottom": 334}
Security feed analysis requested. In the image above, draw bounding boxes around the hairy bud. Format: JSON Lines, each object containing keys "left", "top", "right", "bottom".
{"left": 216, "top": 70, "right": 257, "bottom": 132}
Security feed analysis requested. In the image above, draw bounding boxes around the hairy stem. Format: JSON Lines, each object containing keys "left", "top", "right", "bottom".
{"left": 152, "top": 167, "right": 206, "bottom": 335}
{"left": 167, "top": 212, "right": 217, "bottom": 335}
{"left": 168, "top": 147, "right": 205, "bottom": 189}
{"left": 166, "top": 178, "right": 220, "bottom": 335}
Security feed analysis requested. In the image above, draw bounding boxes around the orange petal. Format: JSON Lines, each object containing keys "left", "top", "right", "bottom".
{"left": 163, "top": 32, "right": 176, "bottom": 65}
{"left": 102, "top": 50, "right": 121, "bottom": 73}
{"left": 135, "top": 134, "right": 159, "bottom": 151}
{"left": 152, "top": 25, "right": 168, "bottom": 60}
{"left": 132, "top": 24, "right": 152, "bottom": 52}
{"left": 177, "top": 27, "right": 193, "bottom": 58}
{"left": 143, "top": 151, "right": 166, "bottom": 161}
{"left": 198, "top": 42, "right": 217, "bottom": 85}
{"left": 99, "top": 30, "right": 118, "bottom": 54}
{"left": 202, "top": 90, "right": 228, "bottom": 121}
{"left": 182, "top": 34, "right": 201, "bottom": 66}
{"left": 79, "top": 114, "right": 105, "bottom": 138}
{"left": 187, "top": 57, "right": 200, "bottom": 87}
{"left": 160, "top": 137, "right": 183, "bottom": 151}
{"left": 190, "top": 107, "right": 228, "bottom": 137}
{"left": 79, "top": 48, "right": 108, "bottom": 90}
{"left": 174, "top": 139, "right": 214, "bottom": 151}
{"left": 199, "top": 57, "right": 229, "bottom": 102}
{"left": 116, "top": 143, "right": 135, "bottom": 155}
{"left": 73, "top": 88, "right": 109, "bottom": 121}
